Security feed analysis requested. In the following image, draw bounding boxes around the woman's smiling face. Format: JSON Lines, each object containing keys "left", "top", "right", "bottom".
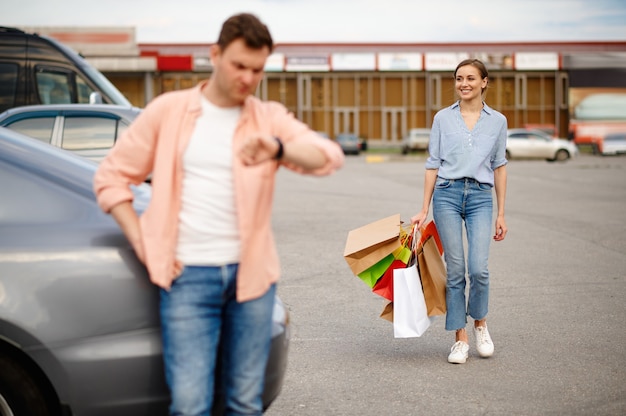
{"left": 455, "top": 64, "right": 488, "bottom": 101}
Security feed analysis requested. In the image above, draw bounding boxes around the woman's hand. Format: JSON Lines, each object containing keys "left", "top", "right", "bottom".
{"left": 493, "top": 216, "right": 507, "bottom": 241}
{"left": 411, "top": 210, "right": 428, "bottom": 229}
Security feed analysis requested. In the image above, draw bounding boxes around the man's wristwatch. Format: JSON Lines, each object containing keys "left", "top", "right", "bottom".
{"left": 273, "top": 137, "right": 284, "bottom": 160}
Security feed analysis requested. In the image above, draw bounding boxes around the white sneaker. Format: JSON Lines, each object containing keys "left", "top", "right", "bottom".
{"left": 474, "top": 325, "right": 494, "bottom": 358}
{"left": 448, "top": 341, "right": 469, "bottom": 364}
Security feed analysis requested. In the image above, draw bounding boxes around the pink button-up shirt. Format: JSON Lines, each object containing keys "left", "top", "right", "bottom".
{"left": 94, "top": 80, "right": 344, "bottom": 301}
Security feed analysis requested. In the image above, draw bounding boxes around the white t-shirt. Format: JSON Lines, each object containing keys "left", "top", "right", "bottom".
{"left": 176, "top": 97, "right": 242, "bottom": 265}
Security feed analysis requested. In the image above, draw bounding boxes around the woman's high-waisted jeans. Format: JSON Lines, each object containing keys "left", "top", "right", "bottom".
{"left": 160, "top": 264, "right": 276, "bottom": 416}
{"left": 433, "top": 177, "right": 493, "bottom": 331}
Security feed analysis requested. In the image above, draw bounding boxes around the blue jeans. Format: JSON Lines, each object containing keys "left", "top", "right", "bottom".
{"left": 160, "top": 264, "right": 276, "bottom": 416}
{"left": 432, "top": 177, "right": 493, "bottom": 331}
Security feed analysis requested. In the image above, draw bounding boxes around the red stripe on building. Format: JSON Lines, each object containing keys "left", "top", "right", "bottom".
{"left": 157, "top": 55, "right": 193, "bottom": 71}
{"left": 49, "top": 32, "right": 132, "bottom": 44}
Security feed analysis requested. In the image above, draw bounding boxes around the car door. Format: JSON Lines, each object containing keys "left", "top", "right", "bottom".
{"left": 507, "top": 131, "right": 533, "bottom": 158}
{"left": 0, "top": 131, "right": 167, "bottom": 415}
{"left": 526, "top": 131, "right": 556, "bottom": 159}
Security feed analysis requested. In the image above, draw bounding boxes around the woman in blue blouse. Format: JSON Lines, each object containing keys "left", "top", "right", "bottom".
{"left": 412, "top": 59, "right": 508, "bottom": 364}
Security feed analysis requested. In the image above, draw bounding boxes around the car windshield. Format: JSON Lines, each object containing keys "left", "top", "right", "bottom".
{"left": 337, "top": 135, "right": 357, "bottom": 142}
{"left": 81, "top": 66, "right": 132, "bottom": 106}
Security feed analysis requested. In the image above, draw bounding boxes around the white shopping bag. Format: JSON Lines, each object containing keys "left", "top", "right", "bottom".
{"left": 392, "top": 263, "right": 431, "bottom": 338}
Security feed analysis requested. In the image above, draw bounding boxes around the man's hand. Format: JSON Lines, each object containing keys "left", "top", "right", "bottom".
{"left": 239, "top": 135, "right": 280, "bottom": 166}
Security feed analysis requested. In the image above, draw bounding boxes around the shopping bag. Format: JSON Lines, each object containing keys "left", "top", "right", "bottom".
{"left": 416, "top": 220, "right": 443, "bottom": 256}
{"left": 343, "top": 214, "right": 402, "bottom": 275}
{"left": 379, "top": 301, "right": 393, "bottom": 322}
{"left": 357, "top": 254, "right": 394, "bottom": 288}
{"left": 365, "top": 233, "right": 413, "bottom": 297}
{"left": 416, "top": 228, "right": 447, "bottom": 317}
{"left": 371, "top": 259, "right": 406, "bottom": 301}
{"left": 392, "top": 263, "right": 431, "bottom": 338}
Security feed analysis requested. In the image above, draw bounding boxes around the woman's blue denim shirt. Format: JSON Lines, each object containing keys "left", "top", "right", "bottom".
{"left": 425, "top": 101, "right": 508, "bottom": 186}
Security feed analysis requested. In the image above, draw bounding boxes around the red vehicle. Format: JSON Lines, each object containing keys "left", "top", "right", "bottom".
{"left": 568, "top": 93, "right": 626, "bottom": 155}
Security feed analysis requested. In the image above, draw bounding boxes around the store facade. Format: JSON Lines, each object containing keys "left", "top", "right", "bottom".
{"left": 23, "top": 27, "right": 626, "bottom": 143}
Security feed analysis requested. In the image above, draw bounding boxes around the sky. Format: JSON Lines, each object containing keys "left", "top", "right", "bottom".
{"left": 5, "top": 0, "right": 626, "bottom": 44}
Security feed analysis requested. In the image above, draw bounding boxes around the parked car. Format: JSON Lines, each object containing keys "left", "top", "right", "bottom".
{"left": 568, "top": 93, "right": 626, "bottom": 155}
{"left": 506, "top": 128, "right": 578, "bottom": 162}
{"left": 0, "top": 127, "right": 289, "bottom": 416}
{"left": 401, "top": 128, "right": 431, "bottom": 154}
{"left": 0, "top": 103, "right": 141, "bottom": 162}
{"left": 601, "top": 132, "right": 626, "bottom": 155}
{"left": 336, "top": 133, "right": 361, "bottom": 155}
{"left": 0, "top": 27, "right": 132, "bottom": 113}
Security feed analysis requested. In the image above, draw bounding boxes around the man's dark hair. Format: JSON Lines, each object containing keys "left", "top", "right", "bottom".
{"left": 217, "top": 13, "right": 274, "bottom": 52}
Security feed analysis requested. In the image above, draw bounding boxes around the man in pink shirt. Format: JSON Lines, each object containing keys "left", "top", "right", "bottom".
{"left": 94, "top": 13, "right": 344, "bottom": 416}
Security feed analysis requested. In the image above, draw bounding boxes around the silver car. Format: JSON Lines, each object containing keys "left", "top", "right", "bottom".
{"left": 0, "top": 104, "right": 142, "bottom": 162}
{"left": 0, "top": 128, "right": 289, "bottom": 415}
{"left": 401, "top": 128, "right": 431, "bottom": 154}
{"left": 506, "top": 128, "right": 578, "bottom": 162}
{"left": 335, "top": 133, "right": 361, "bottom": 155}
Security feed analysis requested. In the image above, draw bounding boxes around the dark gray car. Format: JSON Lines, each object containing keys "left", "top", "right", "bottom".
{"left": 0, "top": 128, "right": 289, "bottom": 416}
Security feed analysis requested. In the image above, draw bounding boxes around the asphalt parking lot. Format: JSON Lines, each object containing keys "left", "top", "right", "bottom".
{"left": 266, "top": 152, "right": 626, "bottom": 416}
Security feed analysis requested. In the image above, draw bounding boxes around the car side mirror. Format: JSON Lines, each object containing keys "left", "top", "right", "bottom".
{"left": 89, "top": 92, "right": 103, "bottom": 104}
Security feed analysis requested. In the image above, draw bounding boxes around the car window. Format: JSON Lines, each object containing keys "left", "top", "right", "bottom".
{"left": 76, "top": 76, "right": 96, "bottom": 104}
{"left": 118, "top": 119, "right": 131, "bottom": 138}
{"left": 61, "top": 116, "right": 117, "bottom": 150}
{"left": 4, "top": 117, "right": 56, "bottom": 143}
{"left": 36, "top": 71, "right": 72, "bottom": 104}
{"left": 0, "top": 63, "right": 19, "bottom": 112}
{"left": 0, "top": 161, "right": 93, "bottom": 225}
{"left": 528, "top": 131, "right": 549, "bottom": 141}
{"left": 509, "top": 133, "right": 529, "bottom": 140}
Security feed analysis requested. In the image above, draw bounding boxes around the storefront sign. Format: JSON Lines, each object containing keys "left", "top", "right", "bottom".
{"left": 424, "top": 52, "right": 470, "bottom": 71}
{"left": 378, "top": 53, "right": 423, "bottom": 71}
{"left": 515, "top": 52, "right": 559, "bottom": 70}
{"left": 285, "top": 55, "right": 330, "bottom": 72}
{"left": 331, "top": 53, "right": 376, "bottom": 71}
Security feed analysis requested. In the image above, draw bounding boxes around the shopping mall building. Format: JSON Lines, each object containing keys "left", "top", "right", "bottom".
{"left": 26, "top": 26, "right": 626, "bottom": 144}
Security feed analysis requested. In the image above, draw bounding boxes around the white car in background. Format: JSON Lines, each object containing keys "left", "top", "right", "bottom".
{"left": 601, "top": 132, "right": 626, "bottom": 155}
{"left": 401, "top": 128, "right": 431, "bottom": 154}
{"left": 506, "top": 128, "right": 578, "bottom": 162}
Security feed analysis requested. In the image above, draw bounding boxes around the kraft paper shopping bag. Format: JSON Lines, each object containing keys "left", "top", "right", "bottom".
{"left": 379, "top": 301, "right": 394, "bottom": 322}
{"left": 417, "top": 236, "right": 447, "bottom": 316}
{"left": 343, "top": 214, "right": 402, "bottom": 275}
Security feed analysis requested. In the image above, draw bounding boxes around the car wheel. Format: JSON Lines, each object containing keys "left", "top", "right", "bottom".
{"left": 505, "top": 150, "right": 511, "bottom": 160}
{"left": 0, "top": 354, "right": 57, "bottom": 416}
{"left": 553, "top": 149, "right": 570, "bottom": 162}
{"left": 401, "top": 147, "right": 408, "bottom": 155}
